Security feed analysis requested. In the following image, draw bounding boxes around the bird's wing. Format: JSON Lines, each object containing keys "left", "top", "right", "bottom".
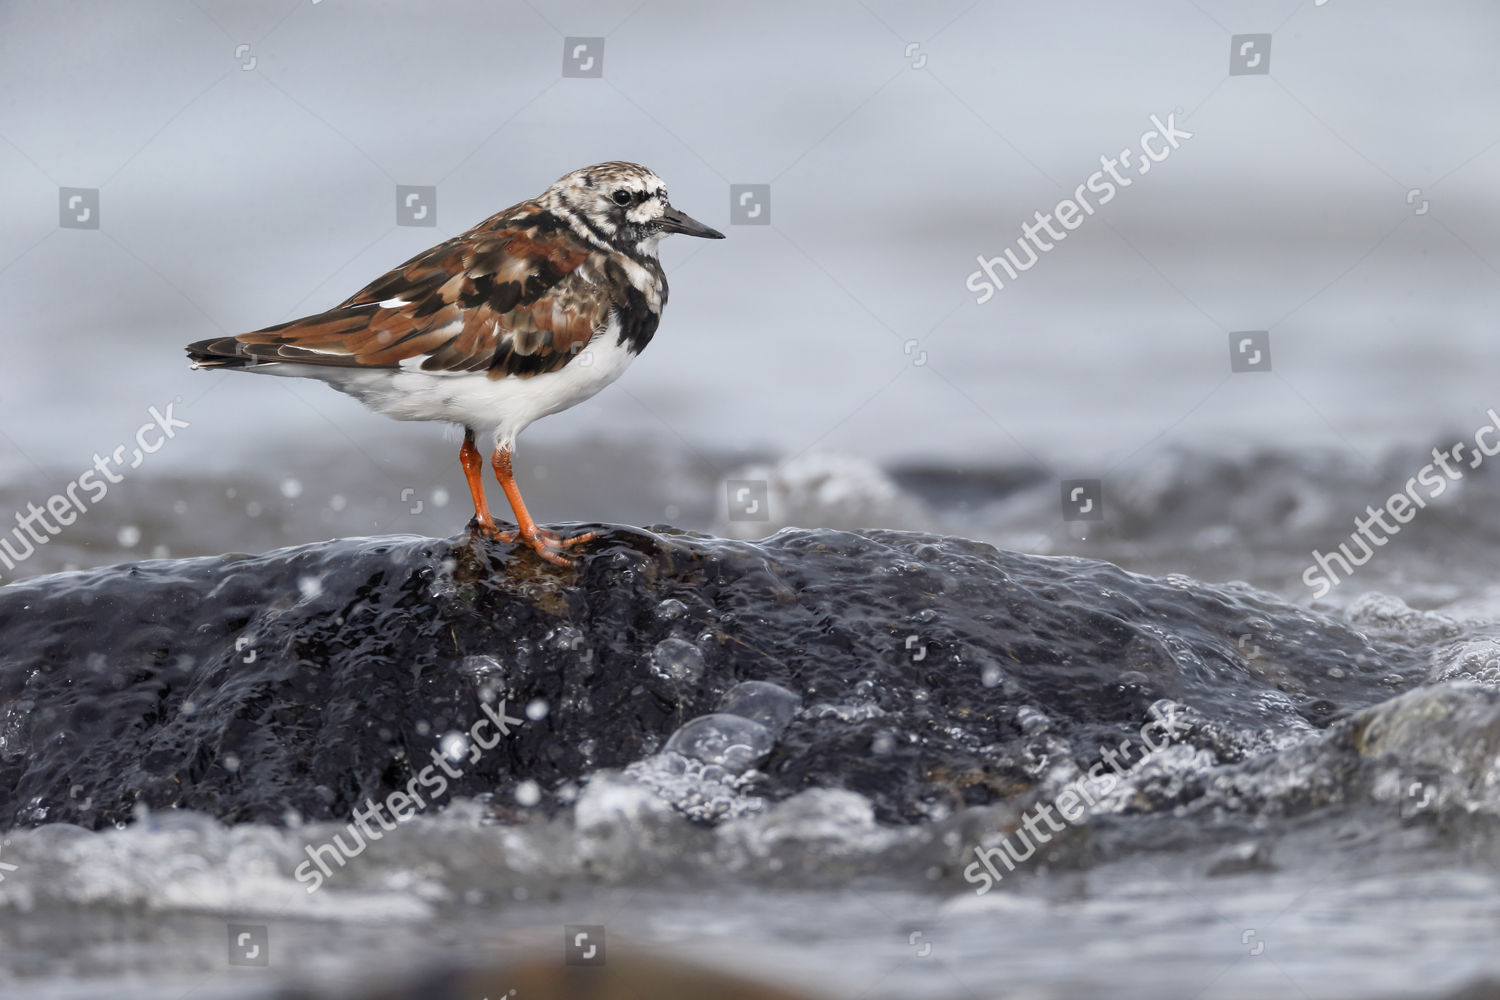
{"left": 187, "top": 206, "right": 612, "bottom": 379}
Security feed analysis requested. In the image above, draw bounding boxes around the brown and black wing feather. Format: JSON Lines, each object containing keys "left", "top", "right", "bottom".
{"left": 186, "top": 204, "right": 612, "bottom": 380}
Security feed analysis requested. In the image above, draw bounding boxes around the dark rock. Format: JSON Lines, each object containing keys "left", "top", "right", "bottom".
{"left": 0, "top": 526, "right": 1425, "bottom": 830}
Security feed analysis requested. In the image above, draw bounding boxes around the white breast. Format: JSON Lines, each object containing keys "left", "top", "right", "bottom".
{"left": 277, "top": 316, "right": 639, "bottom": 448}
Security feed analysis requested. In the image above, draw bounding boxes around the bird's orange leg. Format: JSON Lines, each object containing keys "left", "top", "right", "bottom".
{"left": 461, "top": 428, "right": 507, "bottom": 539}
{"left": 491, "top": 446, "right": 595, "bottom": 566}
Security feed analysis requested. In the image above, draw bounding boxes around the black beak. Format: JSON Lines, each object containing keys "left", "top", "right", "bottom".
{"left": 660, "top": 204, "right": 725, "bottom": 239}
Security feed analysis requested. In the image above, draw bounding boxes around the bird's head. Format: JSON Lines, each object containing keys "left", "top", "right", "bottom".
{"left": 545, "top": 161, "right": 724, "bottom": 255}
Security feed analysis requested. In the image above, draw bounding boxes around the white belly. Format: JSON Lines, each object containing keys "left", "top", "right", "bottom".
{"left": 262, "top": 318, "right": 639, "bottom": 448}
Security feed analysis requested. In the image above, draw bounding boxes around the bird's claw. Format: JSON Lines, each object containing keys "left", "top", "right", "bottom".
{"left": 524, "top": 528, "right": 596, "bottom": 566}
{"left": 467, "top": 519, "right": 594, "bottom": 566}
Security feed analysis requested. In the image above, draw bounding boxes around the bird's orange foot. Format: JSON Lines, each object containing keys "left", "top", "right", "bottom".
{"left": 467, "top": 516, "right": 517, "bottom": 543}
{"left": 521, "top": 527, "right": 597, "bottom": 567}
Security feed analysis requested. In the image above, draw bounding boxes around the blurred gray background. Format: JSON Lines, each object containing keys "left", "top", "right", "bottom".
{"left": 1, "top": 0, "right": 1497, "bottom": 576}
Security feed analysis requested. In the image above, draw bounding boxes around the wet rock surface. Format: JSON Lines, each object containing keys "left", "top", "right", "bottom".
{"left": 0, "top": 525, "right": 1429, "bottom": 832}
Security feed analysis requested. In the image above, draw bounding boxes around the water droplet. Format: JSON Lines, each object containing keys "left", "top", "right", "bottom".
{"left": 329, "top": 494, "right": 347, "bottom": 511}
{"left": 980, "top": 664, "right": 1003, "bottom": 688}
{"left": 650, "top": 637, "right": 705, "bottom": 684}
{"left": 432, "top": 487, "right": 450, "bottom": 508}
{"left": 525, "top": 698, "right": 549, "bottom": 721}
{"left": 515, "top": 779, "right": 541, "bottom": 806}
{"left": 439, "top": 731, "right": 469, "bottom": 761}
{"left": 245, "top": 501, "right": 263, "bottom": 518}
{"left": 297, "top": 575, "right": 323, "bottom": 599}
{"left": 116, "top": 525, "right": 141, "bottom": 548}
{"left": 280, "top": 478, "right": 303, "bottom": 498}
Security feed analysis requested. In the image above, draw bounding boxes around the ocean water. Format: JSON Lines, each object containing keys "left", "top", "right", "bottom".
{"left": 2, "top": 1, "right": 1499, "bottom": 998}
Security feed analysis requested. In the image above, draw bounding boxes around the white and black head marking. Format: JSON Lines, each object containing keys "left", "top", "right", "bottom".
{"left": 545, "top": 161, "right": 724, "bottom": 255}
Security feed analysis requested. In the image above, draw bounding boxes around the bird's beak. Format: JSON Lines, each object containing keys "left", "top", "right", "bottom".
{"left": 660, "top": 204, "right": 725, "bottom": 239}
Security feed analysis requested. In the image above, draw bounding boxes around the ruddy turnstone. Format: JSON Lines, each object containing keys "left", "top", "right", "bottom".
{"left": 186, "top": 161, "right": 723, "bottom": 565}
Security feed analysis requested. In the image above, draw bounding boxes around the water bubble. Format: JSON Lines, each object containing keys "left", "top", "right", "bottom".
{"left": 514, "top": 780, "right": 541, "bottom": 806}
{"left": 650, "top": 637, "right": 706, "bottom": 684}
{"left": 525, "top": 698, "right": 549, "bottom": 721}
{"left": 280, "top": 478, "right": 303, "bottom": 498}
{"left": 980, "top": 664, "right": 1003, "bottom": 688}
{"left": 116, "top": 525, "right": 141, "bottom": 548}
{"left": 717, "top": 681, "right": 801, "bottom": 736}
{"left": 664, "top": 713, "right": 774, "bottom": 772}
{"left": 655, "top": 598, "right": 688, "bottom": 621}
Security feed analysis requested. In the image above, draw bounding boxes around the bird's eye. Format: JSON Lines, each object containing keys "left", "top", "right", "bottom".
{"left": 612, "top": 190, "right": 631, "bottom": 206}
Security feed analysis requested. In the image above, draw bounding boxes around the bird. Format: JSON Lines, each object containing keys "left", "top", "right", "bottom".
{"left": 186, "top": 161, "right": 724, "bottom": 565}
